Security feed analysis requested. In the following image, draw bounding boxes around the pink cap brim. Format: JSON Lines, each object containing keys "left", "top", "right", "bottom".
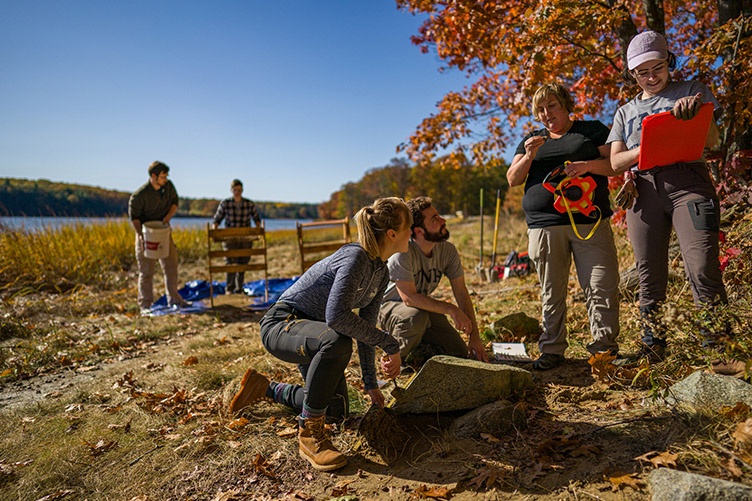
{"left": 628, "top": 50, "right": 668, "bottom": 70}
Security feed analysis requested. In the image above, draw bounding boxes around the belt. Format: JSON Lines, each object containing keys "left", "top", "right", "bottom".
{"left": 635, "top": 160, "right": 706, "bottom": 175}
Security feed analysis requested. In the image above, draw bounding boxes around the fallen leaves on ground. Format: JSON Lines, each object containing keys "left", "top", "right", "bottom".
{"left": 251, "top": 453, "right": 277, "bottom": 480}
{"left": 634, "top": 450, "right": 678, "bottom": 468}
{"left": 733, "top": 418, "right": 752, "bottom": 448}
{"left": 721, "top": 402, "right": 751, "bottom": 420}
{"left": 588, "top": 351, "right": 617, "bottom": 383}
{"left": 479, "top": 432, "right": 501, "bottom": 443}
{"left": 330, "top": 479, "right": 356, "bottom": 497}
{"left": 604, "top": 470, "right": 646, "bottom": 492}
{"left": 125, "top": 383, "right": 221, "bottom": 419}
{"left": 410, "top": 484, "right": 453, "bottom": 499}
{"left": 281, "top": 490, "right": 313, "bottom": 500}
{"left": 107, "top": 419, "right": 131, "bottom": 433}
{"left": 275, "top": 426, "right": 298, "bottom": 438}
{"left": 0, "top": 460, "right": 33, "bottom": 482}
{"left": 113, "top": 371, "right": 138, "bottom": 389}
{"left": 732, "top": 417, "right": 752, "bottom": 463}
{"left": 605, "top": 396, "right": 636, "bottom": 410}
{"left": 227, "top": 417, "right": 248, "bottom": 431}
{"left": 467, "top": 464, "right": 508, "bottom": 490}
{"left": 613, "top": 361, "right": 653, "bottom": 387}
{"left": 82, "top": 438, "right": 117, "bottom": 457}
{"left": 569, "top": 443, "right": 601, "bottom": 457}
{"left": 724, "top": 457, "right": 744, "bottom": 479}
{"left": 34, "top": 490, "right": 75, "bottom": 501}
{"left": 210, "top": 490, "right": 240, "bottom": 501}
{"left": 536, "top": 433, "right": 599, "bottom": 461}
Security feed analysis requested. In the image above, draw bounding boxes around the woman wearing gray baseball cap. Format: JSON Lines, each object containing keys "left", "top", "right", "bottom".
{"left": 606, "top": 31, "right": 728, "bottom": 361}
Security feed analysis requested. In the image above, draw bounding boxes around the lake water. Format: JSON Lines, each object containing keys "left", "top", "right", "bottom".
{"left": 0, "top": 216, "right": 309, "bottom": 232}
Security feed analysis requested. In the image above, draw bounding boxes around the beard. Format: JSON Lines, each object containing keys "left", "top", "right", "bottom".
{"left": 423, "top": 225, "right": 450, "bottom": 243}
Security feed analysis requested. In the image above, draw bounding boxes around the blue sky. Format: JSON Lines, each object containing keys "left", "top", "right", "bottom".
{"left": 0, "top": 1, "right": 481, "bottom": 204}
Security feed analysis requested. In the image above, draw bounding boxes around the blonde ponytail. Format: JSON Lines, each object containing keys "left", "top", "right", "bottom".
{"left": 354, "top": 197, "right": 411, "bottom": 259}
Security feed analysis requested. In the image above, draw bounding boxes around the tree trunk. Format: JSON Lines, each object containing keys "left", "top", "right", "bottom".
{"left": 717, "top": 0, "right": 752, "bottom": 173}
{"left": 609, "top": 0, "right": 639, "bottom": 70}
{"left": 718, "top": 0, "right": 752, "bottom": 24}
{"left": 642, "top": 0, "right": 665, "bottom": 33}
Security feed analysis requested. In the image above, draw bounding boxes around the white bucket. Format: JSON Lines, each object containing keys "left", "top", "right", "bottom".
{"left": 143, "top": 221, "right": 171, "bottom": 259}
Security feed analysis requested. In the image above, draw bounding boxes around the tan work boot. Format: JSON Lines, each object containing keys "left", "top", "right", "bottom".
{"left": 298, "top": 415, "right": 347, "bottom": 471}
{"left": 229, "top": 368, "right": 270, "bottom": 415}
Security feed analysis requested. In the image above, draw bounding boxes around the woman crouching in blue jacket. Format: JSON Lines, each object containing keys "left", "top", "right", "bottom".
{"left": 229, "top": 197, "right": 411, "bottom": 471}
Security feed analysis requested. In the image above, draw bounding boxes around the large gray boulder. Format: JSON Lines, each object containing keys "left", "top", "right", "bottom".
{"left": 649, "top": 468, "right": 752, "bottom": 500}
{"left": 387, "top": 355, "right": 533, "bottom": 415}
{"left": 664, "top": 370, "right": 752, "bottom": 411}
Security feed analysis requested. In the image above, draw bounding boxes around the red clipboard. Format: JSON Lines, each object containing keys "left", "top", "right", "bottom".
{"left": 638, "top": 102, "right": 714, "bottom": 171}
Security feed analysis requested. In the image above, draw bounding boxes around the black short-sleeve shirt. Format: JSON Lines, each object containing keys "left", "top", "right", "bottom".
{"left": 514, "top": 120, "right": 613, "bottom": 228}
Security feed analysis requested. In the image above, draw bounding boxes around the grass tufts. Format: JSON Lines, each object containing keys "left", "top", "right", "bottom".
{"left": 1, "top": 206, "right": 751, "bottom": 498}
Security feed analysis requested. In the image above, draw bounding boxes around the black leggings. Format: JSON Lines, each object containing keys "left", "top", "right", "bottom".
{"left": 260, "top": 301, "right": 351, "bottom": 418}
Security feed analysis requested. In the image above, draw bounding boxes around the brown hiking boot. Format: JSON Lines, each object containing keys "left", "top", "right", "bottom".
{"left": 298, "top": 415, "right": 347, "bottom": 471}
{"left": 229, "top": 368, "right": 270, "bottom": 415}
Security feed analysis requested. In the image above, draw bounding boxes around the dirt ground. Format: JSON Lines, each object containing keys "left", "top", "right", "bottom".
{"left": 3, "top": 209, "right": 751, "bottom": 500}
{"left": 1, "top": 279, "right": 690, "bottom": 501}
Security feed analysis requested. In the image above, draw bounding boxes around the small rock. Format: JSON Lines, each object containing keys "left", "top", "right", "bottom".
{"left": 482, "top": 312, "right": 540, "bottom": 344}
{"left": 664, "top": 370, "right": 752, "bottom": 411}
{"left": 648, "top": 468, "right": 752, "bottom": 501}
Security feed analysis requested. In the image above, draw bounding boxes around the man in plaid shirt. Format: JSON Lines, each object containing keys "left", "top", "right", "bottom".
{"left": 212, "top": 179, "right": 262, "bottom": 293}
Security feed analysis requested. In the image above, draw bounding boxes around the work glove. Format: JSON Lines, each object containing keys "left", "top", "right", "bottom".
{"left": 672, "top": 93, "right": 703, "bottom": 121}
{"left": 615, "top": 173, "right": 638, "bottom": 210}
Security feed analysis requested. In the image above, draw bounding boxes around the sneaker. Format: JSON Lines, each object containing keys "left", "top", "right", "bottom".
{"left": 140, "top": 308, "right": 153, "bottom": 317}
{"left": 298, "top": 415, "right": 347, "bottom": 471}
{"left": 171, "top": 299, "right": 192, "bottom": 308}
{"left": 229, "top": 368, "right": 270, "bottom": 415}
{"left": 605, "top": 351, "right": 633, "bottom": 367}
{"left": 533, "top": 353, "right": 566, "bottom": 370}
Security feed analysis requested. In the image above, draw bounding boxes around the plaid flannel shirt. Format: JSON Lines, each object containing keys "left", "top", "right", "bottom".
{"left": 213, "top": 198, "right": 261, "bottom": 228}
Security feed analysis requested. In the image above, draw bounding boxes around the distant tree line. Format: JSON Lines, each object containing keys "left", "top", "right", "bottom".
{"left": 0, "top": 178, "right": 129, "bottom": 217}
{"left": 179, "top": 198, "right": 318, "bottom": 220}
{"left": 0, "top": 178, "right": 318, "bottom": 219}
{"left": 2, "top": 156, "right": 508, "bottom": 220}
{"left": 317, "top": 156, "right": 509, "bottom": 219}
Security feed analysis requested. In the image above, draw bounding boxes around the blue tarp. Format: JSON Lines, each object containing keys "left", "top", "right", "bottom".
{"left": 245, "top": 277, "right": 299, "bottom": 311}
{"left": 153, "top": 279, "right": 223, "bottom": 307}
{"left": 150, "top": 277, "right": 298, "bottom": 314}
{"left": 148, "top": 301, "right": 210, "bottom": 316}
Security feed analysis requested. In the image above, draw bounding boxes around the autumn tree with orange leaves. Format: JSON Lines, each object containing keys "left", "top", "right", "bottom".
{"left": 396, "top": 0, "right": 752, "bottom": 200}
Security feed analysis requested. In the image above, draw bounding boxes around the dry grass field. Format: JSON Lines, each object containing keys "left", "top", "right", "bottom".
{"left": 1, "top": 193, "right": 751, "bottom": 500}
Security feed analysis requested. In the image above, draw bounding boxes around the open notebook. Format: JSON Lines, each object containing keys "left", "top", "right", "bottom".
{"left": 492, "top": 343, "right": 531, "bottom": 362}
{"left": 638, "top": 102, "right": 714, "bottom": 171}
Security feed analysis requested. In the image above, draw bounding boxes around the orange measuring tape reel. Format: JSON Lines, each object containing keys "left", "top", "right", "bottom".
{"left": 542, "top": 162, "right": 602, "bottom": 240}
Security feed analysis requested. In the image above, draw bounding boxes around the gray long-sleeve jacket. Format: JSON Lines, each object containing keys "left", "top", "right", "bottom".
{"left": 277, "top": 243, "right": 400, "bottom": 390}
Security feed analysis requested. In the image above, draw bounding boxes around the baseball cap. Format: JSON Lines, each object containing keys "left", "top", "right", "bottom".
{"left": 627, "top": 31, "right": 669, "bottom": 70}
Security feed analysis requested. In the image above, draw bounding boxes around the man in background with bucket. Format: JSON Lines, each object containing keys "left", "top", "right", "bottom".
{"left": 129, "top": 161, "right": 189, "bottom": 314}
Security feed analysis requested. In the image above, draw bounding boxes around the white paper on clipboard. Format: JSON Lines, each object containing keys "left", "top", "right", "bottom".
{"left": 492, "top": 342, "right": 532, "bottom": 362}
